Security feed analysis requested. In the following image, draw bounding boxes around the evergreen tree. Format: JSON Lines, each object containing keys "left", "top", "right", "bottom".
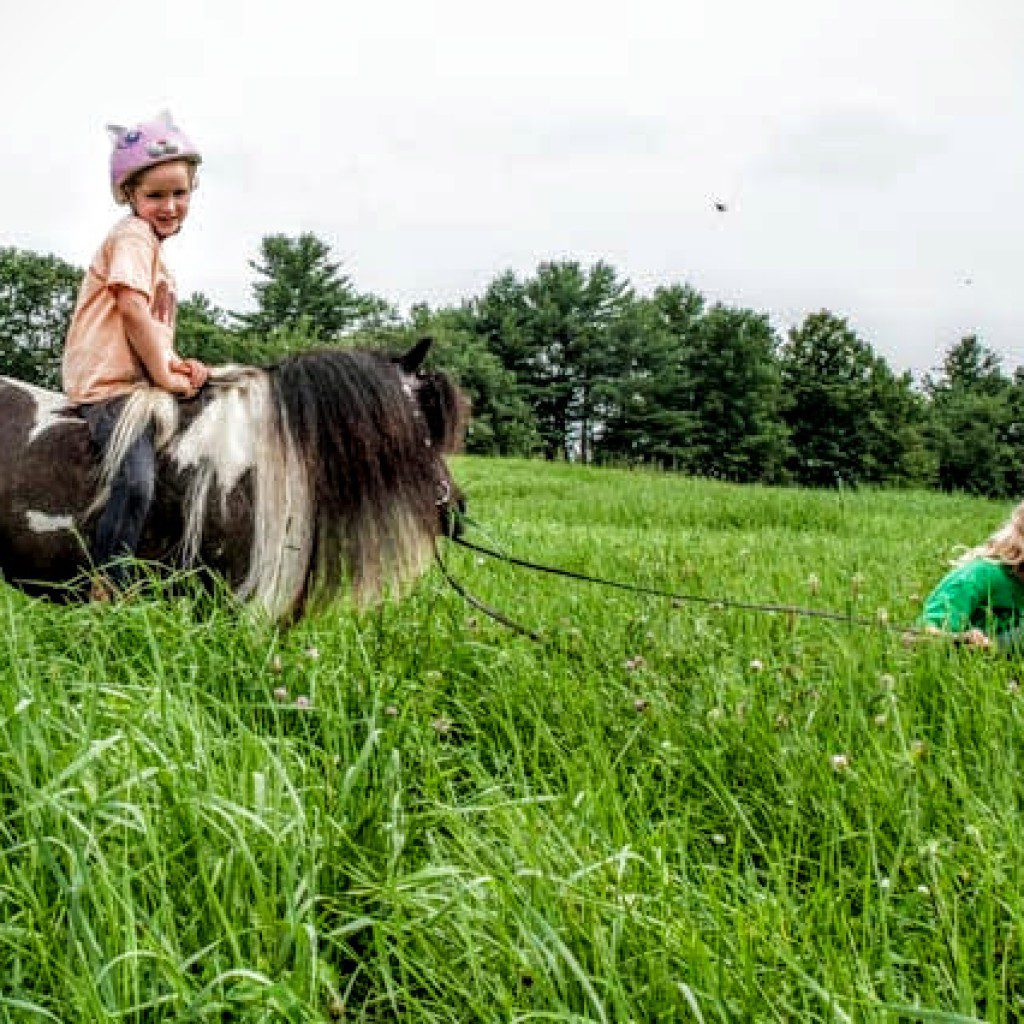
{"left": 599, "top": 284, "right": 703, "bottom": 466}
{"left": 484, "top": 261, "right": 632, "bottom": 460}
{"left": 781, "top": 311, "right": 928, "bottom": 487}
{"left": 680, "top": 305, "right": 789, "bottom": 482}
{"left": 236, "top": 233, "right": 389, "bottom": 341}
{"left": 924, "top": 335, "right": 1023, "bottom": 496}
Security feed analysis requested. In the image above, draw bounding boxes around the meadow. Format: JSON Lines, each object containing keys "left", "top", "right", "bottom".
{"left": 1, "top": 457, "right": 1022, "bottom": 1023}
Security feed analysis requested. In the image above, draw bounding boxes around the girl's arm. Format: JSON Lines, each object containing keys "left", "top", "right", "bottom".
{"left": 114, "top": 287, "right": 195, "bottom": 395}
{"left": 919, "top": 561, "right": 998, "bottom": 646}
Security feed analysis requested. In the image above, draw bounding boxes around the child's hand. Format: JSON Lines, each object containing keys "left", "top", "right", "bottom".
{"left": 963, "top": 628, "right": 992, "bottom": 649}
{"left": 948, "top": 628, "right": 992, "bottom": 649}
{"left": 174, "top": 357, "right": 210, "bottom": 390}
{"left": 154, "top": 366, "right": 196, "bottom": 397}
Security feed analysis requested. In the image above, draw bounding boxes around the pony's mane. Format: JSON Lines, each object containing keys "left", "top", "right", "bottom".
{"left": 94, "top": 348, "right": 460, "bottom": 619}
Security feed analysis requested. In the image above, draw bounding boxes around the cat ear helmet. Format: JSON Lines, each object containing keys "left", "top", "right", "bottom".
{"left": 106, "top": 111, "right": 202, "bottom": 205}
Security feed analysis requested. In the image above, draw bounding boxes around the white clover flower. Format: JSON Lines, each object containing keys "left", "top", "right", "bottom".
{"left": 830, "top": 753, "right": 850, "bottom": 773}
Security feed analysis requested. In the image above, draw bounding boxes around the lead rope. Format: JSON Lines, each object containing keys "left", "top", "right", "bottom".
{"left": 440, "top": 527, "right": 940, "bottom": 642}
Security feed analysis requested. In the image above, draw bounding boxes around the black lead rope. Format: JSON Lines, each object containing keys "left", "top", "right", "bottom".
{"left": 446, "top": 533, "right": 936, "bottom": 640}
{"left": 434, "top": 547, "right": 542, "bottom": 641}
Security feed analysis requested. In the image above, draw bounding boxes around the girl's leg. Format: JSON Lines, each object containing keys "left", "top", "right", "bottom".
{"left": 82, "top": 398, "right": 157, "bottom": 588}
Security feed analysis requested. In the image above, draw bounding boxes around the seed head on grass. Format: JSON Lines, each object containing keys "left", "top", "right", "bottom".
{"left": 807, "top": 573, "right": 821, "bottom": 595}
{"left": 273, "top": 686, "right": 289, "bottom": 702}
{"left": 749, "top": 658, "right": 764, "bottom": 672}
{"left": 431, "top": 715, "right": 453, "bottom": 736}
{"left": 830, "top": 753, "right": 850, "bottom": 773}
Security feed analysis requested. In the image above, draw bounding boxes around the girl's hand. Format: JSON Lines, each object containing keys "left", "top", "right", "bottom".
{"left": 178, "top": 357, "right": 210, "bottom": 389}
{"left": 963, "top": 628, "right": 992, "bottom": 649}
{"left": 154, "top": 363, "right": 196, "bottom": 396}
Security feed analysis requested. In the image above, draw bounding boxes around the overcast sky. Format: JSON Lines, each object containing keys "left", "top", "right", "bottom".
{"left": 2, "top": 0, "right": 1022, "bottom": 376}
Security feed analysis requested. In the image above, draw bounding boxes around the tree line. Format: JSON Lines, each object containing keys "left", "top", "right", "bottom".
{"left": 2, "top": 236, "right": 1023, "bottom": 497}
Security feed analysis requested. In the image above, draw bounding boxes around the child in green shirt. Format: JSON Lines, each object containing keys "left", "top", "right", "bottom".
{"left": 919, "top": 503, "right": 1024, "bottom": 650}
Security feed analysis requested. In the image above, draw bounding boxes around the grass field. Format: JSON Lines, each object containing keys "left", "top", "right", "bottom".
{"left": 2, "top": 457, "right": 1022, "bottom": 1023}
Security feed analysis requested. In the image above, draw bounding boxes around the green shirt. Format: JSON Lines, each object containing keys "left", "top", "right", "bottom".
{"left": 920, "top": 558, "right": 1024, "bottom": 634}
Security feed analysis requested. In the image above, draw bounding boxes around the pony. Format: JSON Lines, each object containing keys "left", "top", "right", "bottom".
{"left": 0, "top": 339, "right": 468, "bottom": 620}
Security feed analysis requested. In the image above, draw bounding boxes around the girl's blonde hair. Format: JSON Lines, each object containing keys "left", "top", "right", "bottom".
{"left": 960, "top": 500, "right": 1024, "bottom": 570}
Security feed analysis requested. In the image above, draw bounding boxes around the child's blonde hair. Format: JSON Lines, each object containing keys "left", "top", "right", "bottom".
{"left": 960, "top": 500, "right": 1024, "bottom": 571}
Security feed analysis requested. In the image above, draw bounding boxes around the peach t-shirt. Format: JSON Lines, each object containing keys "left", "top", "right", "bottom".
{"left": 62, "top": 215, "right": 176, "bottom": 405}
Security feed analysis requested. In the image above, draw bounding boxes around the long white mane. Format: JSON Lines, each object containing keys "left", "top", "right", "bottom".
{"left": 93, "top": 367, "right": 312, "bottom": 619}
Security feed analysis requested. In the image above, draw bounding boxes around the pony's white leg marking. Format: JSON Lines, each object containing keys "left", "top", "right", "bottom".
{"left": 26, "top": 510, "right": 75, "bottom": 534}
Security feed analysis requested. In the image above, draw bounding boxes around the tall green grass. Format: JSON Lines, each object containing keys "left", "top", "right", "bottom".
{"left": 1, "top": 457, "right": 1021, "bottom": 1022}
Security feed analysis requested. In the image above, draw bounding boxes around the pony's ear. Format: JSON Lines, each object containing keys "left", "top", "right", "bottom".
{"left": 396, "top": 337, "right": 432, "bottom": 375}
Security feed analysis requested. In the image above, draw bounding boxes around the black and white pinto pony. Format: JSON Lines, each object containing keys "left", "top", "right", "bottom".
{"left": 0, "top": 340, "right": 468, "bottom": 620}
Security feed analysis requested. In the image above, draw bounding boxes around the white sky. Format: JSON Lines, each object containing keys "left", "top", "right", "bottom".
{"left": 2, "top": 0, "right": 1023, "bottom": 377}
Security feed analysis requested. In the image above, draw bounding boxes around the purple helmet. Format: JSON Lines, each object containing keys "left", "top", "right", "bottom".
{"left": 106, "top": 111, "right": 202, "bottom": 205}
